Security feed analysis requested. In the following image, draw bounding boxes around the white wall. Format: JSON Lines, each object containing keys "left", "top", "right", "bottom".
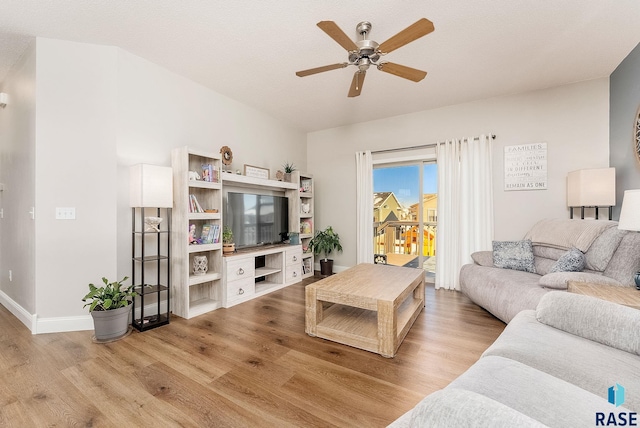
{"left": 34, "top": 38, "right": 119, "bottom": 329}
{"left": 308, "top": 78, "right": 610, "bottom": 270}
{"left": 0, "top": 41, "right": 37, "bottom": 322}
{"left": 114, "top": 49, "right": 308, "bottom": 280}
{"left": 0, "top": 37, "right": 307, "bottom": 333}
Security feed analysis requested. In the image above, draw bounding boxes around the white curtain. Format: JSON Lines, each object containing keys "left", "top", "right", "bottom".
{"left": 435, "top": 135, "right": 494, "bottom": 290}
{"left": 355, "top": 151, "right": 374, "bottom": 264}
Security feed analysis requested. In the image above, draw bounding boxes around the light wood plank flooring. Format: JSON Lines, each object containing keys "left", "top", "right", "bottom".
{"left": 0, "top": 277, "right": 505, "bottom": 427}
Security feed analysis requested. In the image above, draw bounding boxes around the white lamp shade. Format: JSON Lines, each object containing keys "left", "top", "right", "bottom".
{"left": 130, "top": 164, "right": 173, "bottom": 208}
{"left": 567, "top": 168, "right": 615, "bottom": 207}
{"left": 618, "top": 189, "right": 640, "bottom": 231}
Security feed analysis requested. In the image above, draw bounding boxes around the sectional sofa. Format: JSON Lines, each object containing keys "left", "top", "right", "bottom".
{"left": 388, "top": 218, "right": 640, "bottom": 427}
{"left": 389, "top": 291, "right": 640, "bottom": 427}
{"left": 461, "top": 218, "right": 640, "bottom": 323}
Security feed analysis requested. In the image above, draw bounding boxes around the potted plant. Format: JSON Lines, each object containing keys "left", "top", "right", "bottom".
{"left": 223, "top": 226, "right": 235, "bottom": 255}
{"left": 82, "top": 276, "right": 136, "bottom": 341}
{"left": 282, "top": 161, "right": 296, "bottom": 182}
{"left": 308, "top": 226, "right": 343, "bottom": 276}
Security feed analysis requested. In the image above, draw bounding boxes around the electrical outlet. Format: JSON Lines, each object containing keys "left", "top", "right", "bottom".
{"left": 9, "top": 270, "right": 12, "bottom": 282}
{"left": 55, "top": 207, "right": 76, "bottom": 220}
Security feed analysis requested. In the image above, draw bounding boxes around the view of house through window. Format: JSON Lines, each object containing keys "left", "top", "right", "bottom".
{"left": 373, "top": 162, "right": 437, "bottom": 281}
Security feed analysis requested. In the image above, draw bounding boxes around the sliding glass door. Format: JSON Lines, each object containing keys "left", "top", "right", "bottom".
{"left": 373, "top": 161, "right": 437, "bottom": 281}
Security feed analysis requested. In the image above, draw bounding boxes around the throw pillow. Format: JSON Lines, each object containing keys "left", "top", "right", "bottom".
{"left": 492, "top": 240, "right": 536, "bottom": 273}
{"left": 550, "top": 247, "right": 585, "bottom": 273}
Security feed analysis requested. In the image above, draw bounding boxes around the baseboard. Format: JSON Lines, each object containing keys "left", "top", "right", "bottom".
{"left": 35, "top": 315, "right": 94, "bottom": 334}
{"left": 0, "top": 288, "right": 37, "bottom": 333}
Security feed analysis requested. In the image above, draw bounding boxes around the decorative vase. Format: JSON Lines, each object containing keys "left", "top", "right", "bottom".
{"left": 91, "top": 305, "right": 131, "bottom": 341}
{"left": 193, "top": 255, "right": 208, "bottom": 276}
{"left": 144, "top": 216, "right": 163, "bottom": 232}
{"left": 284, "top": 172, "right": 291, "bottom": 182}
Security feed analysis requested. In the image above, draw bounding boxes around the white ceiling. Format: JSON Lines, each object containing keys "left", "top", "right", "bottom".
{"left": 1, "top": 1, "right": 639, "bottom": 133}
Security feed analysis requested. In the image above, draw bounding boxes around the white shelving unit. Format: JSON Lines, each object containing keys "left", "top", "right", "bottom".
{"left": 223, "top": 245, "right": 302, "bottom": 308}
{"left": 295, "top": 172, "right": 315, "bottom": 278}
{"left": 171, "top": 147, "right": 223, "bottom": 319}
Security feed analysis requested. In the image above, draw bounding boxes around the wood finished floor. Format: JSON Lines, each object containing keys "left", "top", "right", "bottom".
{"left": 0, "top": 277, "right": 505, "bottom": 427}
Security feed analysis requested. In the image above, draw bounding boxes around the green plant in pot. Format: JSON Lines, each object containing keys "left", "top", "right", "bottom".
{"left": 308, "top": 226, "right": 343, "bottom": 276}
{"left": 223, "top": 226, "right": 235, "bottom": 255}
{"left": 282, "top": 161, "right": 296, "bottom": 182}
{"left": 82, "top": 276, "right": 136, "bottom": 341}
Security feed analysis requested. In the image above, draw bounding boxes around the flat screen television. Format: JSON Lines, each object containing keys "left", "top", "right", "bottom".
{"left": 224, "top": 191, "right": 289, "bottom": 249}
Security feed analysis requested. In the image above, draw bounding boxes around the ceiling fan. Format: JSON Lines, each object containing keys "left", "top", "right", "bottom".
{"left": 296, "top": 18, "right": 434, "bottom": 97}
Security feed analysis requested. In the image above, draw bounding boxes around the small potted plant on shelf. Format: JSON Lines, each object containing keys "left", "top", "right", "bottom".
{"left": 223, "top": 226, "right": 235, "bottom": 255}
{"left": 308, "top": 226, "right": 343, "bottom": 276}
{"left": 282, "top": 161, "right": 296, "bottom": 182}
{"left": 82, "top": 276, "right": 136, "bottom": 342}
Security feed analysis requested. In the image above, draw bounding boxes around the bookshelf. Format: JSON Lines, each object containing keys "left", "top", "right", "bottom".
{"left": 171, "top": 147, "right": 223, "bottom": 319}
{"left": 294, "top": 171, "right": 315, "bottom": 278}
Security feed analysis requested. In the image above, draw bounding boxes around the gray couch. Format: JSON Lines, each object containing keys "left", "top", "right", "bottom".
{"left": 460, "top": 218, "right": 640, "bottom": 323}
{"left": 389, "top": 291, "right": 640, "bottom": 427}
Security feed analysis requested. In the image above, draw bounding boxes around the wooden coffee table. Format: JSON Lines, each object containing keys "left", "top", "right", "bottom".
{"left": 305, "top": 263, "right": 425, "bottom": 358}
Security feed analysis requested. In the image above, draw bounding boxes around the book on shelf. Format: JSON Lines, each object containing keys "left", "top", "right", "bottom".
{"left": 303, "top": 258, "right": 312, "bottom": 274}
{"left": 199, "top": 223, "right": 220, "bottom": 244}
{"left": 200, "top": 224, "right": 213, "bottom": 244}
{"left": 189, "top": 194, "right": 204, "bottom": 213}
{"left": 201, "top": 163, "right": 219, "bottom": 183}
{"left": 300, "top": 219, "right": 313, "bottom": 235}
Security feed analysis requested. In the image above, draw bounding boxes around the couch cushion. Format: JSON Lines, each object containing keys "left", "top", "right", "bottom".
{"left": 460, "top": 264, "right": 549, "bottom": 323}
{"left": 584, "top": 226, "right": 627, "bottom": 271}
{"left": 536, "top": 291, "right": 640, "bottom": 356}
{"left": 533, "top": 256, "right": 556, "bottom": 276}
{"left": 538, "top": 271, "right": 622, "bottom": 290}
{"left": 550, "top": 247, "right": 585, "bottom": 272}
{"left": 405, "top": 389, "right": 546, "bottom": 428}
{"left": 448, "top": 355, "right": 634, "bottom": 426}
{"left": 603, "top": 232, "right": 640, "bottom": 286}
{"left": 471, "top": 250, "right": 494, "bottom": 267}
{"left": 483, "top": 310, "right": 640, "bottom": 411}
{"left": 492, "top": 240, "right": 536, "bottom": 273}
{"left": 525, "top": 218, "right": 617, "bottom": 251}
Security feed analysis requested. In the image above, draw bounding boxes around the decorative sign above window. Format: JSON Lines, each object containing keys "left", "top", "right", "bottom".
{"left": 504, "top": 143, "right": 547, "bottom": 191}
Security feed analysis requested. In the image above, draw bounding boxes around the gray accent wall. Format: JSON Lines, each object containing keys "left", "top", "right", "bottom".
{"left": 610, "top": 42, "right": 640, "bottom": 219}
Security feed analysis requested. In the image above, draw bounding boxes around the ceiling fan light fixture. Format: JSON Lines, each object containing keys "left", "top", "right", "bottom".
{"left": 358, "top": 57, "right": 371, "bottom": 72}
{"left": 296, "top": 18, "right": 434, "bottom": 97}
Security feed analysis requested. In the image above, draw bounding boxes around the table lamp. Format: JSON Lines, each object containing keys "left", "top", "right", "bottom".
{"left": 567, "top": 168, "right": 615, "bottom": 219}
{"left": 617, "top": 189, "right": 640, "bottom": 289}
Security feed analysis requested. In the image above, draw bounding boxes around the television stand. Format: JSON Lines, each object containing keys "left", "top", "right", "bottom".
{"left": 223, "top": 244, "right": 302, "bottom": 308}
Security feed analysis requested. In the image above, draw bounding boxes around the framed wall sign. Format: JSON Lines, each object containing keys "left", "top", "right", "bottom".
{"left": 504, "top": 143, "right": 547, "bottom": 191}
{"left": 244, "top": 164, "right": 270, "bottom": 180}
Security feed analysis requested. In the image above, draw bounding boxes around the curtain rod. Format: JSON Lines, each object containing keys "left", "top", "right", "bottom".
{"left": 371, "top": 134, "right": 496, "bottom": 155}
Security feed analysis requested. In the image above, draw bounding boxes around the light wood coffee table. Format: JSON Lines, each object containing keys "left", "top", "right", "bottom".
{"left": 305, "top": 263, "right": 425, "bottom": 358}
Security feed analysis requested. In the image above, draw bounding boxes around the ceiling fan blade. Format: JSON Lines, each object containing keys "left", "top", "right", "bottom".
{"left": 378, "top": 62, "right": 427, "bottom": 82}
{"left": 296, "top": 63, "right": 348, "bottom": 77}
{"left": 378, "top": 18, "right": 435, "bottom": 54}
{"left": 348, "top": 71, "right": 366, "bottom": 97}
{"left": 317, "top": 21, "right": 358, "bottom": 51}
